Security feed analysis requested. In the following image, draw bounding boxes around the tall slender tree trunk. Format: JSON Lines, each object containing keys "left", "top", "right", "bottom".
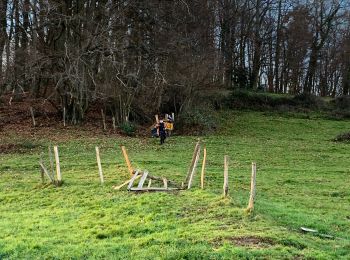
{"left": 274, "top": 0, "right": 282, "bottom": 93}
{"left": 0, "top": 0, "right": 7, "bottom": 88}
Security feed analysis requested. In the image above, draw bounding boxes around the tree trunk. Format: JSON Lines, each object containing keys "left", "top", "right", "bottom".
{"left": 0, "top": 0, "right": 7, "bottom": 87}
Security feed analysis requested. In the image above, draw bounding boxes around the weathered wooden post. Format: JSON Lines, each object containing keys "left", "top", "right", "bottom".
{"left": 30, "top": 107, "right": 36, "bottom": 127}
{"left": 39, "top": 155, "right": 45, "bottom": 184}
{"left": 200, "top": 146, "right": 207, "bottom": 189}
{"left": 101, "top": 109, "right": 106, "bottom": 131}
{"left": 223, "top": 155, "right": 229, "bottom": 197}
{"left": 53, "top": 146, "right": 62, "bottom": 186}
{"left": 121, "top": 146, "right": 134, "bottom": 176}
{"left": 95, "top": 147, "right": 104, "bottom": 184}
{"left": 185, "top": 140, "right": 201, "bottom": 189}
{"left": 112, "top": 116, "right": 116, "bottom": 130}
{"left": 63, "top": 107, "right": 66, "bottom": 127}
{"left": 247, "top": 162, "right": 257, "bottom": 211}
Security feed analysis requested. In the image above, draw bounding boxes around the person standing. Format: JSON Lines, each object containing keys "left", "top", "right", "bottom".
{"left": 157, "top": 117, "right": 167, "bottom": 145}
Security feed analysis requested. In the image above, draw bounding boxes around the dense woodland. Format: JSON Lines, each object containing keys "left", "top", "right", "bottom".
{"left": 0, "top": 0, "right": 350, "bottom": 123}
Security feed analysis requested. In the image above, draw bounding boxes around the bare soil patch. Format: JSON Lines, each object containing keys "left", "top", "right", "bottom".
{"left": 212, "top": 236, "right": 276, "bottom": 249}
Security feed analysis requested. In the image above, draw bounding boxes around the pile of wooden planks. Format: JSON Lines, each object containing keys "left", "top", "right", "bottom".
{"left": 113, "top": 170, "right": 182, "bottom": 192}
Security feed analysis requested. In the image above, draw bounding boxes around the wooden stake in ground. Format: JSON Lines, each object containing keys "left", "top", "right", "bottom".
{"left": 155, "top": 114, "right": 159, "bottom": 124}
{"left": 48, "top": 146, "right": 54, "bottom": 179}
{"left": 30, "top": 107, "right": 36, "bottom": 127}
{"left": 95, "top": 147, "right": 104, "bottom": 184}
{"left": 201, "top": 146, "right": 207, "bottom": 189}
{"left": 187, "top": 144, "right": 201, "bottom": 189}
{"left": 112, "top": 116, "right": 116, "bottom": 130}
{"left": 101, "top": 109, "right": 106, "bottom": 131}
{"left": 53, "top": 146, "right": 62, "bottom": 186}
{"left": 184, "top": 141, "right": 200, "bottom": 187}
{"left": 39, "top": 156, "right": 45, "bottom": 184}
{"left": 63, "top": 107, "right": 66, "bottom": 127}
{"left": 172, "top": 112, "right": 175, "bottom": 122}
{"left": 223, "top": 155, "right": 229, "bottom": 197}
{"left": 121, "top": 146, "right": 133, "bottom": 176}
{"left": 247, "top": 162, "right": 257, "bottom": 211}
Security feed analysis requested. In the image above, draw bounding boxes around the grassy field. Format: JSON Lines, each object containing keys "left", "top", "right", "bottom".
{"left": 0, "top": 111, "right": 349, "bottom": 259}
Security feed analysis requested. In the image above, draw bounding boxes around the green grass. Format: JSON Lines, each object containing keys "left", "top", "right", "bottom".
{"left": 0, "top": 111, "right": 349, "bottom": 259}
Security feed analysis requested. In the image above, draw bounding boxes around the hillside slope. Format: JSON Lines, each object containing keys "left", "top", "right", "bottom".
{"left": 0, "top": 111, "right": 349, "bottom": 259}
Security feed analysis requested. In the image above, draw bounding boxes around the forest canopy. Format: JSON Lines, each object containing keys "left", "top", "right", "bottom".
{"left": 0, "top": 0, "right": 349, "bottom": 123}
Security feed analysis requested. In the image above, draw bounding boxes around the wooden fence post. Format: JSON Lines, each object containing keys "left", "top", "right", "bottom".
{"left": 223, "top": 155, "right": 229, "bottom": 197}
{"left": 30, "top": 107, "right": 36, "bottom": 127}
{"left": 247, "top": 162, "right": 257, "bottom": 211}
{"left": 95, "top": 147, "right": 104, "bottom": 184}
{"left": 185, "top": 141, "right": 201, "bottom": 189}
{"left": 39, "top": 155, "right": 45, "bottom": 184}
{"left": 101, "top": 109, "right": 106, "bottom": 130}
{"left": 121, "top": 146, "right": 134, "bottom": 176}
{"left": 200, "top": 146, "right": 207, "bottom": 189}
{"left": 185, "top": 141, "right": 200, "bottom": 185}
{"left": 48, "top": 146, "right": 54, "bottom": 178}
{"left": 53, "top": 146, "right": 62, "bottom": 186}
{"left": 63, "top": 107, "right": 66, "bottom": 127}
{"left": 112, "top": 116, "right": 116, "bottom": 130}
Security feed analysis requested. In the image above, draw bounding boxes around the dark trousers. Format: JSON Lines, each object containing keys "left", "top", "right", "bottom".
{"left": 160, "top": 133, "right": 166, "bottom": 144}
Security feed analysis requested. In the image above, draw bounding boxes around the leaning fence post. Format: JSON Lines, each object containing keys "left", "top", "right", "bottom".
{"left": 121, "top": 146, "right": 134, "bottom": 176}
{"left": 53, "top": 146, "right": 62, "bottom": 186}
{"left": 223, "top": 155, "right": 229, "bottom": 197}
{"left": 95, "top": 147, "right": 104, "bottom": 184}
{"left": 200, "top": 146, "right": 207, "bottom": 189}
{"left": 187, "top": 142, "right": 201, "bottom": 189}
{"left": 247, "top": 162, "right": 257, "bottom": 212}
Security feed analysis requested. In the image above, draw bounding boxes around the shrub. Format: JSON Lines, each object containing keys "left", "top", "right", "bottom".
{"left": 177, "top": 105, "right": 218, "bottom": 135}
{"left": 328, "top": 96, "right": 350, "bottom": 120}
{"left": 333, "top": 132, "right": 350, "bottom": 143}
{"left": 119, "top": 121, "right": 136, "bottom": 136}
{"left": 333, "top": 96, "right": 350, "bottom": 110}
{"left": 292, "top": 93, "right": 325, "bottom": 109}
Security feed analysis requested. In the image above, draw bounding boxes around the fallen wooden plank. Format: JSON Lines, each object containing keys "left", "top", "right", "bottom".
{"left": 127, "top": 170, "right": 140, "bottom": 190}
{"left": 163, "top": 178, "right": 168, "bottom": 189}
{"left": 132, "top": 170, "right": 181, "bottom": 188}
{"left": 137, "top": 171, "right": 149, "bottom": 188}
{"left": 113, "top": 175, "right": 141, "bottom": 190}
{"left": 129, "top": 187, "right": 179, "bottom": 192}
